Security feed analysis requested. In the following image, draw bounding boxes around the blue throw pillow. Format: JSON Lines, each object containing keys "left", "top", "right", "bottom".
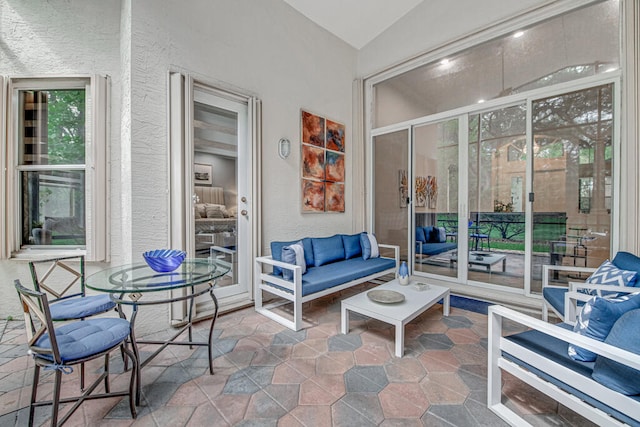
{"left": 311, "top": 235, "right": 345, "bottom": 267}
{"left": 415, "top": 227, "right": 426, "bottom": 243}
{"left": 360, "top": 232, "right": 380, "bottom": 260}
{"left": 271, "top": 238, "right": 314, "bottom": 275}
{"left": 582, "top": 260, "right": 637, "bottom": 295}
{"left": 281, "top": 242, "right": 306, "bottom": 281}
{"left": 569, "top": 292, "right": 640, "bottom": 361}
{"left": 437, "top": 227, "right": 447, "bottom": 243}
{"left": 342, "top": 234, "right": 362, "bottom": 259}
{"left": 592, "top": 309, "right": 640, "bottom": 395}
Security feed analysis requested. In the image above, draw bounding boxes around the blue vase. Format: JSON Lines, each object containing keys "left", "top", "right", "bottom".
{"left": 398, "top": 261, "right": 409, "bottom": 284}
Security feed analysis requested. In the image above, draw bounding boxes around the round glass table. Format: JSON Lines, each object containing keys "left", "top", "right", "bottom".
{"left": 86, "top": 259, "right": 230, "bottom": 403}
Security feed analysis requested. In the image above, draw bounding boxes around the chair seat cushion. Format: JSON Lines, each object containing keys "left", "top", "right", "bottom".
{"left": 35, "top": 318, "right": 131, "bottom": 364}
{"left": 542, "top": 287, "right": 586, "bottom": 317}
{"left": 49, "top": 294, "right": 116, "bottom": 320}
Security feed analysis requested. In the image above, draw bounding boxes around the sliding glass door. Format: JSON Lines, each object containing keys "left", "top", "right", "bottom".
{"left": 373, "top": 130, "right": 410, "bottom": 262}
{"left": 413, "top": 119, "right": 459, "bottom": 278}
{"left": 468, "top": 105, "right": 525, "bottom": 290}
{"left": 530, "top": 84, "right": 613, "bottom": 293}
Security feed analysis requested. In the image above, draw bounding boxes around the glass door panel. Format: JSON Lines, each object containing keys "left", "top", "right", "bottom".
{"left": 468, "top": 105, "right": 525, "bottom": 289}
{"left": 413, "top": 119, "right": 459, "bottom": 278}
{"left": 373, "top": 130, "right": 409, "bottom": 262}
{"left": 192, "top": 87, "right": 248, "bottom": 301}
{"left": 531, "top": 84, "right": 613, "bottom": 293}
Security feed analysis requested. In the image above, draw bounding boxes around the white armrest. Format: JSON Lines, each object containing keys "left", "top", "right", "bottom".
{"left": 378, "top": 243, "right": 400, "bottom": 266}
{"left": 569, "top": 282, "right": 638, "bottom": 294}
{"left": 254, "top": 255, "right": 302, "bottom": 294}
{"left": 489, "top": 305, "right": 640, "bottom": 370}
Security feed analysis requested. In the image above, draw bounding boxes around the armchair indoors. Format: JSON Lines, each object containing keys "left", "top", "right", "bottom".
{"left": 541, "top": 251, "right": 640, "bottom": 322}
{"left": 14, "top": 280, "right": 137, "bottom": 426}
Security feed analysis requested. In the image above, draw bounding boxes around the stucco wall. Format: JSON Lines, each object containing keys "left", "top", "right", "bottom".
{"left": 128, "top": 0, "right": 358, "bottom": 259}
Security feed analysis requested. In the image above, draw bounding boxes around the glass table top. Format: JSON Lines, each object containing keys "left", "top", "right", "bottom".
{"left": 86, "top": 259, "right": 230, "bottom": 293}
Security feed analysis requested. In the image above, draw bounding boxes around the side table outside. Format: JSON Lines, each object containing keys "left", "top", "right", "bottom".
{"left": 341, "top": 279, "right": 450, "bottom": 357}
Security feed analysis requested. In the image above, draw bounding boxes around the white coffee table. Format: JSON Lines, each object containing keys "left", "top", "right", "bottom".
{"left": 341, "top": 279, "right": 450, "bottom": 357}
{"left": 450, "top": 252, "right": 507, "bottom": 273}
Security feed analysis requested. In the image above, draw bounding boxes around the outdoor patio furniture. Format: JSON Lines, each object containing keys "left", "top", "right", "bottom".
{"left": 28, "top": 255, "right": 117, "bottom": 390}
{"left": 14, "top": 279, "right": 137, "bottom": 426}
{"left": 541, "top": 251, "right": 640, "bottom": 322}
{"left": 255, "top": 233, "right": 399, "bottom": 331}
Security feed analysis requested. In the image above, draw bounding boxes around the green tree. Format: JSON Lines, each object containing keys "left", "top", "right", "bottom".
{"left": 46, "top": 89, "right": 85, "bottom": 165}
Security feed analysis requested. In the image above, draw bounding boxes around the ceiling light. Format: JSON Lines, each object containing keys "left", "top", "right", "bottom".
{"left": 513, "top": 31, "right": 524, "bottom": 38}
{"left": 478, "top": 99, "right": 485, "bottom": 104}
{"left": 605, "top": 67, "right": 617, "bottom": 73}
{"left": 440, "top": 59, "right": 449, "bottom": 66}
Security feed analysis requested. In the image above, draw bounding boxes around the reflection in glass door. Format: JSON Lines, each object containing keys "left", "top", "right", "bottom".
{"left": 192, "top": 86, "right": 249, "bottom": 302}
{"left": 468, "top": 106, "right": 526, "bottom": 289}
{"left": 531, "top": 84, "right": 613, "bottom": 293}
{"left": 373, "top": 130, "right": 409, "bottom": 262}
{"left": 413, "top": 120, "right": 459, "bottom": 278}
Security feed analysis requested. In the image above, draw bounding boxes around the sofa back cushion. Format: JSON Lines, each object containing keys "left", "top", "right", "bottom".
{"left": 342, "top": 234, "right": 362, "bottom": 259}
{"left": 592, "top": 308, "right": 640, "bottom": 395}
{"left": 271, "top": 238, "right": 314, "bottom": 275}
{"left": 415, "top": 227, "right": 427, "bottom": 243}
{"left": 422, "top": 226, "right": 434, "bottom": 243}
{"left": 612, "top": 251, "right": 640, "bottom": 287}
{"left": 312, "top": 235, "right": 345, "bottom": 266}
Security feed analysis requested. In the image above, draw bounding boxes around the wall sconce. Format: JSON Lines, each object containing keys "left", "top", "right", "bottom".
{"left": 278, "top": 138, "right": 291, "bottom": 159}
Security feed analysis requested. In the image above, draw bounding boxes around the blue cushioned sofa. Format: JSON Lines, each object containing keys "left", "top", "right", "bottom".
{"left": 415, "top": 226, "right": 457, "bottom": 257}
{"left": 488, "top": 304, "right": 640, "bottom": 426}
{"left": 255, "top": 233, "right": 399, "bottom": 331}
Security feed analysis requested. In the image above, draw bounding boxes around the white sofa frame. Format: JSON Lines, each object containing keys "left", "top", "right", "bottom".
{"left": 488, "top": 304, "right": 640, "bottom": 427}
{"left": 255, "top": 244, "right": 399, "bottom": 331}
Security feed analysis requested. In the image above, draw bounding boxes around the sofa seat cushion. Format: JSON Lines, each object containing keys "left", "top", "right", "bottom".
{"left": 416, "top": 242, "right": 457, "bottom": 256}
{"left": 542, "top": 287, "right": 585, "bottom": 318}
{"left": 504, "top": 325, "right": 640, "bottom": 427}
{"left": 302, "top": 257, "right": 396, "bottom": 296}
{"left": 267, "top": 257, "right": 396, "bottom": 297}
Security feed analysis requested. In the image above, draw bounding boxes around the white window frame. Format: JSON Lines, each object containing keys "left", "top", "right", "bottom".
{"left": 2, "top": 75, "right": 109, "bottom": 261}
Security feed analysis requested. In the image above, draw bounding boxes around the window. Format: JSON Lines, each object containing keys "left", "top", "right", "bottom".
{"left": 4, "top": 76, "right": 108, "bottom": 260}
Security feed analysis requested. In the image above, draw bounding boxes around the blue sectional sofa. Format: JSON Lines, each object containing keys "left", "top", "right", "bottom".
{"left": 415, "top": 226, "right": 457, "bottom": 257}
{"left": 255, "top": 233, "right": 399, "bottom": 331}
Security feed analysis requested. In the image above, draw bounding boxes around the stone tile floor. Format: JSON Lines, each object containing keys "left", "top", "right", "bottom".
{"left": 0, "top": 283, "right": 595, "bottom": 426}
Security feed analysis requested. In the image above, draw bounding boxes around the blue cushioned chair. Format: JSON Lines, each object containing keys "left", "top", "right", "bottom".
{"left": 29, "top": 255, "right": 116, "bottom": 321}
{"left": 14, "top": 280, "right": 137, "bottom": 426}
{"left": 541, "top": 251, "right": 640, "bottom": 322}
{"left": 29, "top": 255, "right": 118, "bottom": 390}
